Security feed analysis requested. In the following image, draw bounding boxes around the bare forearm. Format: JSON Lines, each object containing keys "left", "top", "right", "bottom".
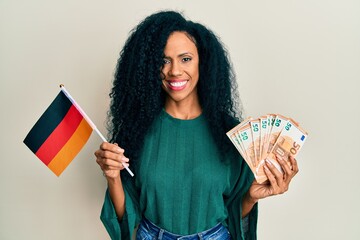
{"left": 242, "top": 191, "right": 258, "bottom": 218}
{"left": 107, "top": 177, "right": 126, "bottom": 219}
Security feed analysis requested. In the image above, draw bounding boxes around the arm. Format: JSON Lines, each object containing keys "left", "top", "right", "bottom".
{"left": 95, "top": 142, "right": 130, "bottom": 220}
{"left": 107, "top": 176, "right": 126, "bottom": 219}
{"left": 241, "top": 191, "right": 258, "bottom": 218}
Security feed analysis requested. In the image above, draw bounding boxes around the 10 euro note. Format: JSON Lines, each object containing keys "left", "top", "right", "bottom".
{"left": 266, "top": 118, "right": 308, "bottom": 173}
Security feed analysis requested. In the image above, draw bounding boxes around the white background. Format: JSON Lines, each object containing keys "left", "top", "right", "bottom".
{"left": 1, "top": 0, "right": 359, "bottom": 239}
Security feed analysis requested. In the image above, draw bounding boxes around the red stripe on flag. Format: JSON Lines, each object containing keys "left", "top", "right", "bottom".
{"left": 48, "top": 118, "right": 92, "bottom": 176}
{"left": 35, "top": 105, "right": 84, "bottom": 165}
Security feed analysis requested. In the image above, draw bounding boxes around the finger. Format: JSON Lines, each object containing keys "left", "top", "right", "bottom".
{"left": 275, "top": 155, "right": 293, "bottom": 178}
{"left": 103, "top": 157, "right": 129, "bottom": 169}
{"left": 277, "top": 164, "right": 291, "bottom": 187}
{"left": 265, "top": 159, "right": 284, "bottom": 182}
{"left": 96, "top": 159, "right": 107, "bottom": 172}
{"left": 96, "top": 157, "right": 103, "bottom": 166}
{"left": 120, "top": 162, "right": 130, "bottom": 169}
{"left": 94, "top": 149, "right": 102, "bottom": 158}
{"left": 105, "top": 165, "right": 123, "bottom": 171}
{"left": 98, "top": 150, "right": 128, "bottom": 163}
{"left": 96, "top": 157, "right": 108, "bottom": 170}
{"left": 266, "top": 159, "right": 290, "bottom": 193}
{"left": 100, "top": 142, "right": 125, "bottom": 154}
{"left": 96, "top": 153, "right": 129, "bottom": 172}
{"left": 263, "top": 165, "right": 278, "bottom": 195}
{"left": 105, "top": 162, "right": 129, "bottom": 171}
{"left": 289, "top": 155, "right": 299, "bottom": 174}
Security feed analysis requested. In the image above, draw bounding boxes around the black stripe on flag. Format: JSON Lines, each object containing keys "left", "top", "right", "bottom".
{"left": 23, "top": 91, "right": 72, "bottom": 153}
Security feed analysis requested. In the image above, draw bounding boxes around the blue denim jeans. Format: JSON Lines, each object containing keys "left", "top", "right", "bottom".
{"left": 136, "top": 218, "right": 231, "bottom": 240}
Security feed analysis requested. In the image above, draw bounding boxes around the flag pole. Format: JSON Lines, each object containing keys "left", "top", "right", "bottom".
{"left": 59, "top": 84, "right": 134, "bottom": 177}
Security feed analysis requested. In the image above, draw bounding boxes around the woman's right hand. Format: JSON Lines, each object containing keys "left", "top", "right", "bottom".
{"left": 94, "top": 142, "right": 130, "bottom": 179}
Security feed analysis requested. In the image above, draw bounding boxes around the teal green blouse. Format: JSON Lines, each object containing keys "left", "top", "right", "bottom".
{"left": 100, "top": 110, "right": 258, "bottom": 239}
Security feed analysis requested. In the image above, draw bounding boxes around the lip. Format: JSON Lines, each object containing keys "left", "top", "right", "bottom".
{"left": 165, "top": 80, "right": 188, "bottom": 91}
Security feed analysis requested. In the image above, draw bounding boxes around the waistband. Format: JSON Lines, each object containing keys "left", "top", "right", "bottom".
{"left": 139, "top": 218, "right": 226, "bottom": 240}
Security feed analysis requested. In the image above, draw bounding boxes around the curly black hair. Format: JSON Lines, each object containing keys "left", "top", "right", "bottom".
{"left": 108, "top": 11, "right": 243, "bottom": 176}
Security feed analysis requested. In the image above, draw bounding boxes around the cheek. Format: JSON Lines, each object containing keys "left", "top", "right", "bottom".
{"left": 161, "top": 80, "right": 167, "bottom": 90}
{"left": 191, "top": 66, "right": 199, "bottom": 81}
{"left": 160, "top": 73, "right": 166, "bottom": 82}
{"left": 161, "top": 65, "right": 169, "bottom": 78}
{"left": 191, "top": 60, "right": 199, "bottom": 78}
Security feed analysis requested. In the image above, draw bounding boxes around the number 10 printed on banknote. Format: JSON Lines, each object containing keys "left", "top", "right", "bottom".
{"left": 226, "top": 114, "right": 308, "bottom": 183}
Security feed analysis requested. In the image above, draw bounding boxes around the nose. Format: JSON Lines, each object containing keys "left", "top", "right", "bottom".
{"left": 168, "top": 61, "right": 182, "bottom": 76}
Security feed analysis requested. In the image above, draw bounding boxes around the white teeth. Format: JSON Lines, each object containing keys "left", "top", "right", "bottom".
{"left": 169, "top": 81, "right": 187, "bottom": 87}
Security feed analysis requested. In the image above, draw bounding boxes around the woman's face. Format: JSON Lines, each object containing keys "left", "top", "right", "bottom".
{"left": 161, "top": 31, "right": 199, "bottom": 105}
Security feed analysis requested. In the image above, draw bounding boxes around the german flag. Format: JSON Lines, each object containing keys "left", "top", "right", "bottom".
{"left": 24, "top": 91, "right": 93, "bottom": 176}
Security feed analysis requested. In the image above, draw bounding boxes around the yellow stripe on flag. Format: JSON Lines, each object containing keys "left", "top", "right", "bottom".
{"left": 48, "top": 118, "right": 92, "bottom": 176}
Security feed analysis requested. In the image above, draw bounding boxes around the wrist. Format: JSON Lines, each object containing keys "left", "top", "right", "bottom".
{"left": 245, "top": 191, "right": 258, "bottom": 205}
{"left": 106, "top": 175, "right": 122, "bottom": 186}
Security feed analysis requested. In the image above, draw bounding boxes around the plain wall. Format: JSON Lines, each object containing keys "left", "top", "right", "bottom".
{"left": 1, "top": 0, "right": 359, "bottom": 239}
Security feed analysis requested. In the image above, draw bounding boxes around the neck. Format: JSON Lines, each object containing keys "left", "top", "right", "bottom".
{"left": 164, "top": 98, "right": 202, "bottom": 120}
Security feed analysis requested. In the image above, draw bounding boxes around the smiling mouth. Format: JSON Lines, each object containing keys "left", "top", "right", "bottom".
{"left": 166, "top": 80, "right": 188, "bottom": 90}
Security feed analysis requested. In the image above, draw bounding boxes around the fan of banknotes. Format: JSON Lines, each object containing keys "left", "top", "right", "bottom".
{"left": 226, "top": 114, "right": 308, "bottom": 183}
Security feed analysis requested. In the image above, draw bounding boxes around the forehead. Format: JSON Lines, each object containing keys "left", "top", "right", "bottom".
{"left": 164, "top": 31, "right": 198, "bottom": 56}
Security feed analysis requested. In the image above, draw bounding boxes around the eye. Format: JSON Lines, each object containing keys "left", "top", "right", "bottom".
{"left": 182, "top": 57, "right": 192, "bottom": 62}
{"left": 163, "top": 58, "right": 171, "bottom": 64}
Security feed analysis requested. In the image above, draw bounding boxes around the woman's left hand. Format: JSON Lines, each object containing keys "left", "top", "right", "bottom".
{"left": 248, "top": 154, "right": 299, "bottom": 201}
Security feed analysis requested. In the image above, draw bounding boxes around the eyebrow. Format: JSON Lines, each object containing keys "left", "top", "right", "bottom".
{"left": 164, "top": 52, "right": 194, "bottom": 58}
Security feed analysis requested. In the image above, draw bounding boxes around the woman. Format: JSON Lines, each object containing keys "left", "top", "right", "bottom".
{"left": 95, "top": 11, "right": 298, "bottom": 240}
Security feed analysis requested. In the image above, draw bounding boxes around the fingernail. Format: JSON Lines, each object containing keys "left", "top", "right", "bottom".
{"left": 266, "top": 159, "right": 272, "bottom": 165}
{"left": 264, "top": 165, "right": 270, "bottom": 172}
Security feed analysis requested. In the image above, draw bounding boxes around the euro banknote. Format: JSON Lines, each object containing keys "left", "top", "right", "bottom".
{"left": 227, "top": 114, "right": 308, "bottom": 183}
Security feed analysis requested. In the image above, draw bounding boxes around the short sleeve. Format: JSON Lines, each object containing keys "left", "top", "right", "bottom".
{"left": 100, "top": 177, "right": 141, "bottom": 240}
